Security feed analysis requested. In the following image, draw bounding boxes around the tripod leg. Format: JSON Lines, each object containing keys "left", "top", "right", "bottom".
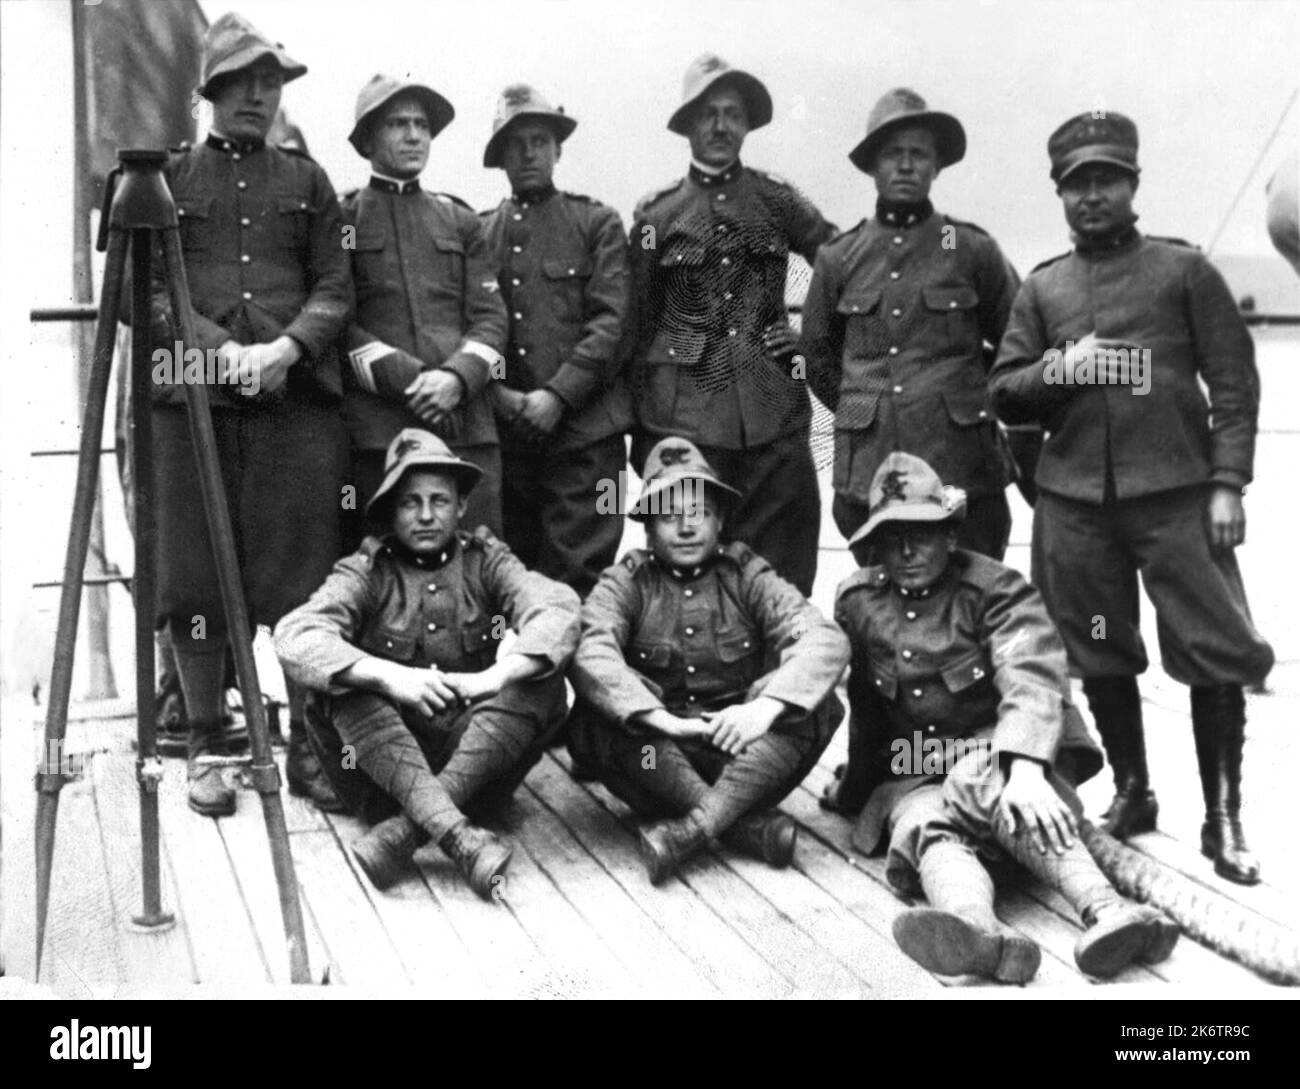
{"left": 158, "top": 227, "right": 311, "bottom": 984}
{"left": 129, "top": 228, "right": 174, "bottom": 930}
{"left": 35, "top": 227, "right": 130, "bottom": 978}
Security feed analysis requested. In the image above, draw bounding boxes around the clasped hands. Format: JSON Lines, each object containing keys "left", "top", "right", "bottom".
{"left": 637, "top": 695, "right": 786, "bottom": 756}
{"left": 217, "top": 335, "right": 300, "bottom": 396}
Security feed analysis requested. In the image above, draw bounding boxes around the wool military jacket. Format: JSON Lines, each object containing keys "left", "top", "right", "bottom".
{"left": 480, "top": 188, "right": 633, "bottom": 451}
{"left": 801, "top": 206, "right": 1019, "bottom": 500}
{"left": 340, "top": 179, "right": 509, "bottom": 451}
{"left": 152, "top": 134, "right": 352, "bottom": 406}
{"left": 572, "top": 542, "right": 849, "bottom": 727}
{"left": 274, "top": 530, "right": 579, "bottom": 693}
{"left": 989, "top": 232, "right": 1259, "bottom": 501}
{"left": 835, "top": 549, "right": 1102, "bottom": 853}
{"left": 627, "top": 162, "right": 837, "bottom": 449}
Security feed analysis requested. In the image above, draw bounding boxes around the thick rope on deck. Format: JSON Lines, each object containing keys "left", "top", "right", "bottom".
{"left": 1081, "top": 819, "right": 1300, "bottom": 986}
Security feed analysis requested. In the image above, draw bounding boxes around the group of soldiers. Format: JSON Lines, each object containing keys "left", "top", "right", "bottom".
{"left": 143, "top": 12, "right": 1273, "bottom": 984}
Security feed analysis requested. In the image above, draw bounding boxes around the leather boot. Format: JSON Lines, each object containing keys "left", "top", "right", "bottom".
{"left": 438, "top": 819, "right": 513, "bottom": 901}
{"left": 1191, "top": 684, "right": 1261, "bottom": 886}
{"left": 719, "top": 810, "right": 798, "bottom": 869}
{"left": 992, "top": 818, "right": 1176, "bottom": 977}
{"left": 351, "top": 814, "right": 428, "bottom": 890}
{"left": 187, "top": 720, "right": 236, "bottom": 817}
{"left": 892, "top": 841, "right": 1041, "bottom": 983}
{"left": 286, "top": 720, "right": 346, "bottom": 813}
{"left": 638, "top": 812, "right": 710, "bottom": 886}
{"left": 1083, "top": 676, "right": 1157, "bottom": 838}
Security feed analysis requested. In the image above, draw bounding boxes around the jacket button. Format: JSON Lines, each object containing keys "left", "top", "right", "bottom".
{"left": 912, "top": 688, "right": 923, "bottom": 698}
{"left": 513, "top": 312, "right": 523, "bottom": 321}
{"left": 385, "top": 640, "right": 393, "bottom": 648}
{"left": 512, "top": 213, "right": 522, "bottom": 221}
{"left": 668, "top": 348, "right": 676, "bottom": 356}
{"left": 728, "top": 328, "right": 737, "bottom": 337}
{"left": 568, "top": 267, "right": 576, "bottom": 275}
{"left": 891, "top": 308, "right": 901, "bottom": 317}
{"left": 875, "top": 678, "right": 883, "bottom": 687}
{"left": 743, "top": 641, "right": 750, "bottom": 649}
{"left": 517, "top": 347, "right": 527, "bottom": 356}
{"left": 427, "top": 584, "right": 437, "bottom": 592}
{"left": 892, "top": 236, "right": 903, "bottom": 245}
{"left": 973, "top": 667, "right": 985, "bottom": 678}
{"left": 721, "top": 257, "right": 731, "bottom": 267}
{"left": 511, "top": 278, "right": 521, "bottom": 286}
{"left": 687, "top": 666, "right": 696, "bottom": 674}
{"left": 482, "top": 634, "right": 490, "bottom": 641}
{"left": 902, "top": 650, "right": 913, "bottom": 659}
{"left": 890, "top": 271, "right": 900, "bottom": 280}
{"left": 427, "top": 623, "right": 437, "bottom": 631}
{"left": 237, "top": 180, "right": 247, "bottom": 190}
{"left": 300, "top": 201, "right": 308, "bottom": 210}
{"left": 724, "top": 292, "right": 733, "bottom": 301}
{"left": 512, "top": 245, "right": 522, "bottom": 253}
{"left": 949, "top": 300, "right": 958, "bottom": 309}
{"left": 242, "top": 291, "right": 252, "bottom": 301}
{"left": 240, "top": 216, "right": 250, "bottom": 227}
{"left": 892, "top": 384, "right": 903, "bottom": 394}
{"left": 685, "top": 627, "right": 695, "bottom": 635}
{"left": 888, "top": 346, "right": 899, "bottom": 355}
{"left": 716, "top": 193, "right": 727, "bottom": 201}
{"left": 241, "top": 254, "right": 251, "bottom": 264}
{"left": 639, "top": 652, "right": 647, "bottom": 659}
{"left": 978, "top": 411, "right": 988, "bottom": 419}
{"left": 684, "top": 589, "right": 693, "bottom": 597}
{"left": 905, "top": 610, "right": 916, "bottom": 620}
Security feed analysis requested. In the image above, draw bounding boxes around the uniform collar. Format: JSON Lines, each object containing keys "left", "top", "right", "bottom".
{"left": 206, "top": 131, "right": 265, "bottom": 156}
{"left": 652, "top": 545, "right": 725, "bottom": 580}
{"left": 380, "top": 533, "right": 458, "bottom": 569}
{"left": 369, "top": 172, "right": 422, "bottom": 196}
{"left": 876, "top": 197, "right": 934, "bottom": 227}
{"left": 511, "top": 182, "right": 557, "bottom": 207}
{"left": 689, "top": 158, "right": 742, "bottom": 187}
{"left": 1072, "top": 216, "right": 1140, "bottom": 254}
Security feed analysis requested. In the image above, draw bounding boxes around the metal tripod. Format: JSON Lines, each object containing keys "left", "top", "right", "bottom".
{"left": 34, "top": 148, "right": 311, "bottom": 983}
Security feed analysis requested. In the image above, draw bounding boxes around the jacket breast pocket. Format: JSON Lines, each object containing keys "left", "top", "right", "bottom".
{"left": 461, "top": 619, "right": 497, "bottom": 661}
{"left": 275, "top": 194, "right": 313, "bottom": 253}
{"left": 432, "top": 235, "right": 465, "bottom": 272}
{"left": 629, "top": 642, "right": 673, "bottom": 678}
{"left": 175, "top": 195, "right": 215, "bottom": 255}
{"left": 542, "top": 257, "right": 593, "bottom": 323}
{"left": 359, "top": 626, "right": 418, "bottom": 663}
{"left": 836, "top": 289, "right": 886, "bottom": 360}
{"left": 922, "top": 285, "right": 980, "bottom": 353}
{"left": 942, "top": 387, "right": 994, "bottom": 429}
{"left": 866, "top": 649, "right": 898, "bottom": 701}
{"left": 939, "top": 648, "right": 993, "bottom": 693}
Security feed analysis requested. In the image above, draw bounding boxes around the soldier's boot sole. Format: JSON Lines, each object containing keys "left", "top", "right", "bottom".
{"left": 350, "top": 815, "right": 423, "bottom": 891}
{"left": 892, "top": 908, "right": 1040, "bottom": 984}
{"left": 1074, "top": 906, "right": 1160, "bottom": 978}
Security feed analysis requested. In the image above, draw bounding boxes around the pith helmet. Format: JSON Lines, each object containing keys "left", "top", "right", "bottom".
{"left": 667, "top": 53, "right": 772, "bottom": 136}
{"left": 484, "top": 84, "right": 578, "bottom": 167}
{"left": 348, "top": 74, "right": 455, "bottom": 156}
{"left": 847, "top": 452, "right": 967, "bottom": 548}
{"left": 848, "top": 87, "right": 966, "bottom": 173}
{"left": 198, "top": 12, "right": 307, "bottom": 99}
{"left": 366, "top": 429, "right": 483, "bottom": 519}
{"left": 630, "top": 438, "right": 740, "bottom": 522}
{"left": 1047, "top": 111, "right": 1140, "bottom": 183}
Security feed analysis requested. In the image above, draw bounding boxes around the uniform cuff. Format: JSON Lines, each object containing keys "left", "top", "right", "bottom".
{"left": 545, "top": 361, "right": 601, "bottom": 410}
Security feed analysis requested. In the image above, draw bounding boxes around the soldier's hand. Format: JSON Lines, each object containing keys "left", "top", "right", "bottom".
{"left": 1064, "top": 332, "right": 1134, "bottom": 385}
{"left": 705, "top": 696, "right": 784, "bottom": 755}
{"left": 239, "top": 337, "right": 299, "bottom": 396}
{"left": 380, "top": 662, "right": 457, "bottom": 716}
{"left": 996, "top": 757, "right": 1077, "bottom": 855}
{"left": 441, "top": 669, "right": 501, "bottom": 705}
{"left": 516, "top": 389, "right": 564, "bottom": 442}
{"left": 405, "top": 369, "right": 464, "bottom": 427}
{"left": 1206, "top": 484, "right": 1246, "bottom": 551}
{"left": 216, "top": 340, "right": 247, "bottom": 388}
{"left": 762, "top": 320, "right": 799, "bottom": 362}
{"left": 636, "top": 709, "right": 711, "bottom": 739}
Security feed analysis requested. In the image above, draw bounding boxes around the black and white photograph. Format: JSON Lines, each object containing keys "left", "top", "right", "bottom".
{"left": 0, "top": 0, "right": 1297, "bottom": 1035}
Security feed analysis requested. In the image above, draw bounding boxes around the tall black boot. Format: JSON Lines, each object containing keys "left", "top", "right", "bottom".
{"left": 1082, "top": 676, "right": 1157, "bottom": 838}
{"left": 1191, "top": 684, "right": 1261, "bottom": 886}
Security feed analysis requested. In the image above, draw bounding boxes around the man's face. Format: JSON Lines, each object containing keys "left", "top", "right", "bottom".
{"left": 688, "top": 85, "right": 749, "bottom": 169}
{"left": 1059, "top": 163, "right": 1138, "bottom": 239}
{"left": 367, "top": 97, "right": 432, "bottom": 179}
{"left": 209, "top": 61, "right": 283, "bottom": 142}
{"left": 876, "top": 522, "right": 954, "bottom": 592}
{"left": 391, "top": 469, "right": 466, "bottom": 556}
{"left": 502, "top": 120, "right": 561, "bottom": 193}
{"left": 871, "top": 125, "right": 939, "bottom": 203}
{"left": 646, "top": 487, "right": 723, "bottom": 568}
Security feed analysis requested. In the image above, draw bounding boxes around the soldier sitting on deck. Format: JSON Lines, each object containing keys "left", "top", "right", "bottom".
{"left": 568, "top": 438, "right": 849, "bottom": 886}
{"left": 274, "top": 430, "right": 580, "bottom": 898}
{"left": 824, "top": 452, "right": 1179, "bottom": 982}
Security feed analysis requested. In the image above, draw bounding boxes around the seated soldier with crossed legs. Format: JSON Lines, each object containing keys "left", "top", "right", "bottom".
{"left": 569, "top": 438, "right": 849, "bottom": 885}
{"left": 275, "top": 430, "right": 579, "bottom": 897}
{"left": 825, "top": 453, "right": 1179, "bottom": 981}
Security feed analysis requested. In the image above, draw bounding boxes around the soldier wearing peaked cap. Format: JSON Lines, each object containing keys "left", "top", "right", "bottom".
{"left": 149, "top": 11, "right": 352, "bottom": 817}
{"left": 479, "top": 84, "right": 632, "bottom": 598}
{"left": 990, "top": 111, "right": 1273, "bottom": 886}
{"left": 826, "top": 454, "right": 1178, "bottom": 983}
{"left": 275, "top": 429, "right": 580, "bottom": 897}
{"left": 568, "top": 438, "right": 849, "bottom": 886}
{"left": 626, "top": 54, "right": 838, "bottom": 597}
{"left": 340, "top": 73, "right": 509, "bottom": 548}
{"left": 801, "top": 88, "right": 1022, "bottom": 561}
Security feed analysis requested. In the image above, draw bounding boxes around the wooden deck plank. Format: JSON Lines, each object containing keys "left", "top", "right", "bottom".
{"left": 40, "top": 763, "right": 126, "bottom": 994}
{"left": 214, "top": 785, "right": 333, "bottom": 986}
{"left": 155, "top": 755, "right": 272, "bottom": 985}
{"left": 323, "top": 811, "right": 491, "bottom": 997}
{"left": 502, "top": 798, "right": 653, "bottom": 997}
{"left": 527, "top": 756, "right": 789, "bottom": 998}
{"left": 515, "top": 774, "right": 718, "bottom": 997}
{"left": 91, "top": 749, "right": 197, "bottom": 988}
{"left": 539, "top": 757, "right": 872, "bottom": 999}
{"left": 288, "top": 828, "right": 410, "bottom": 988}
